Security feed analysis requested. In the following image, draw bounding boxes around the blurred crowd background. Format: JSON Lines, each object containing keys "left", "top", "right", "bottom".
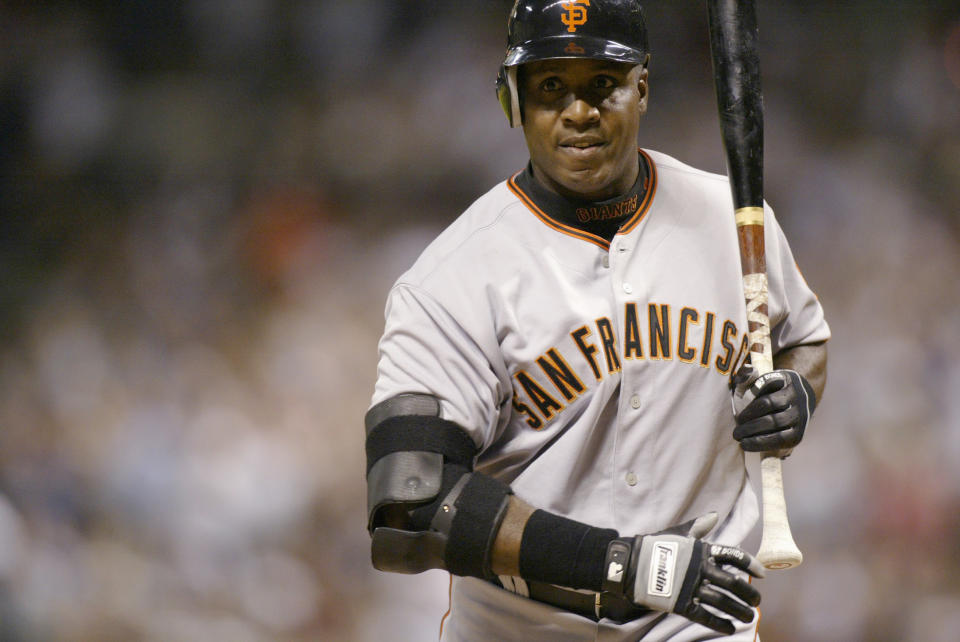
{"left": 1, "top": 1, "right": 958, "bottom": 640}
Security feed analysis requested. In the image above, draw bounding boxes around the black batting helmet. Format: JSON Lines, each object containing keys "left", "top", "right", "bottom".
{"left": 496, "top": 0, "right": 650, "bottom": 127}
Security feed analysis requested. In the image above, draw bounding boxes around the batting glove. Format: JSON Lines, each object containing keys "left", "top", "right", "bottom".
{"left": 603, "top": 513, "right": 764, "bottom": 635}
{"left": 732, "top": 366, "right": 816, "bottom": 456}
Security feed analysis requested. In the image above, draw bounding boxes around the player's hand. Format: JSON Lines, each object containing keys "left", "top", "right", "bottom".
{"left": 731, "top": 366, "right": 816, "bottom": 457}
{"left": 604, "top": 513, "right": 764, "bottom": 635}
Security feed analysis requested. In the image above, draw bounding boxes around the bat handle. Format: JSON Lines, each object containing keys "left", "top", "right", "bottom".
{"left": 742, "top": 270, "right": 803, "bottom": 569}
{"left": 756, "top": 455, "right": 803, "bottom": 569}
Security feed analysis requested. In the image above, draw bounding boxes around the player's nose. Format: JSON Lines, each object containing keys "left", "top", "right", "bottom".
{"left": 561, "top": 96, "right": 600, "bottom": 129}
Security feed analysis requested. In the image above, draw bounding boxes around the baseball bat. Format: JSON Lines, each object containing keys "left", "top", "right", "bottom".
{"left": 706, "top": 0, "right": 802, "bottom": 570}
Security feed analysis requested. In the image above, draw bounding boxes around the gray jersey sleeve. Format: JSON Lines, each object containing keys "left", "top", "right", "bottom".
{"left": 373, "top": 282, "right": 506, "bottom": 450}
{"left": 764, "top": 207, "right": 831, "bottom": 352}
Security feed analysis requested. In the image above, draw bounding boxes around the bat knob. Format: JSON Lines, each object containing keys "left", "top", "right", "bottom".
{"left": 758, "top": 550, "right": 802, "bottom": 570}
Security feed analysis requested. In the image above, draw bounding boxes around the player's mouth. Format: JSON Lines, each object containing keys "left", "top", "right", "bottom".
{"left": 559, "top": 136, "right": 606, "bottom": 157}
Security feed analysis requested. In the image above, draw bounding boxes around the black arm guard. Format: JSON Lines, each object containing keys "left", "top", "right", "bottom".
{"left": 364, "top": 394, "right": 511, "bottom": 578}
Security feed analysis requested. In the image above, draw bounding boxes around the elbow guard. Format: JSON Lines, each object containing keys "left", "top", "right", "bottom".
{"left": 365, "top": 394, "right": 511, "bottom": 578}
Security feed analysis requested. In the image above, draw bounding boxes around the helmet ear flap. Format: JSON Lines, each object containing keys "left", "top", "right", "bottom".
{"left": 496, "top": 66, "right": 522, "bottom": 128}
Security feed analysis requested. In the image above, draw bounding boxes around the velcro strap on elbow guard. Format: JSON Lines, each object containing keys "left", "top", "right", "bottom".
{"left": 365, "top": 415, "right": 477, "bottom": 474}
{"left": 442, "top": 473, "right": 512, "bottom": 579}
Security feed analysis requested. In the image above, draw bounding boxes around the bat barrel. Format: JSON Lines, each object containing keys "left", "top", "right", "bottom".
{"left": 707, "top": 0, "right": 763, "bottom": 212}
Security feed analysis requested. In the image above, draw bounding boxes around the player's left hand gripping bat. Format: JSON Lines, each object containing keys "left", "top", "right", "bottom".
{"left": 707, "top": 0, "right": 802, "bottom": 570}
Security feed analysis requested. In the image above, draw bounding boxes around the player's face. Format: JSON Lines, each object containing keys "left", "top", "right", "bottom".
{"left": 521, "top": 58, "right": 648, "bottom": 202}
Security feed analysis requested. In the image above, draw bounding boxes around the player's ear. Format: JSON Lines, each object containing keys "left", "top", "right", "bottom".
{"left": 636, "top": 65, "right": 649, "bottom": 117}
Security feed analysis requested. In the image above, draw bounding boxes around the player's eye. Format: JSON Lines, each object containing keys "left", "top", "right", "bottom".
{"left": 539, "top": 77, "right": 564, "bottom": 92}
{"left": 593, "top": 75, "right": 616, "bottom": 90}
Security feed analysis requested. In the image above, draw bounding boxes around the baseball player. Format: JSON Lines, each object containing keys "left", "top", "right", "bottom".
{"left": 364, "top": 1, "right": 829, "bottom": 640}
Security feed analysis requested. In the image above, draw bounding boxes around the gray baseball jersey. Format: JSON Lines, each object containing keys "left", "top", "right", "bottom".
{"left": 371, "top": 149, "right": 830, "bottom": 640}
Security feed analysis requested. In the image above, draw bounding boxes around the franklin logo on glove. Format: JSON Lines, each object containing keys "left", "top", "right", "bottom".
{"left": 650, "top": 542, "right": 677, "bottom": 597}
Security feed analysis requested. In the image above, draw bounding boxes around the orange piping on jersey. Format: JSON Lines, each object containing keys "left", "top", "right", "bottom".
{"left": 507, "top": 148, "right": 658, "bottom": 248}
{"left": 507, "top": 174, "right": 611, "bottom": 250}
{"left": 753, "top": 605, "right": 762, "bottom": 642}
{"left": 438, "top": 573, "right": 453, "bottom": 640}
{"left": 616, "top": 148, "right": 658, "bottom": 235}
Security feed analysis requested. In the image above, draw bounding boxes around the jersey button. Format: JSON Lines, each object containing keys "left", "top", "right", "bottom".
{"left": 602, "top": 254, "right": 610, "bottom": 268}
{"left": 622, "top": 283, "right": 633, "bottom": 294}
{"left": 630, "top": 395, "right": 641, "bottom": 409}
{"left": 625, "top": 472, "right": 638, "bottom": 486}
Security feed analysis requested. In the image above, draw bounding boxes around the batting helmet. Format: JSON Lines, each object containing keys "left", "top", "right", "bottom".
{"left": 496, "top": 0, "right": 650, "bottom": 127}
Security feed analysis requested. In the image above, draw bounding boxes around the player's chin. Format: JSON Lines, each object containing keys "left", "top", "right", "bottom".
{"left": 556, "top": 166, "right": 616, "bottom": 200}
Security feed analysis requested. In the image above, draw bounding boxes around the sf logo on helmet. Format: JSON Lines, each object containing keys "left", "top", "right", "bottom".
{"left": 561, "top": 0, "right": 590, "bottom": 33}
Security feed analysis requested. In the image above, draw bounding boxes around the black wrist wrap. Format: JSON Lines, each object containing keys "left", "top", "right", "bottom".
{"left": 444, "top": 473, "right": 511, "bottom": 579}
{"left": 519, "top": 510, "right": 618, "bottom": 591}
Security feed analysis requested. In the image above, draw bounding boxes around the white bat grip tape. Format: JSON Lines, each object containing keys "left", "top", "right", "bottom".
{"left": 743, "top": 273, "right": 773, "bottom": 374}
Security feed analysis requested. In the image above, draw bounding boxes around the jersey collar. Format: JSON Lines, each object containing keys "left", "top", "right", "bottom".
{"left": 507, "top": 150, "right": 657, "bottom": 250}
